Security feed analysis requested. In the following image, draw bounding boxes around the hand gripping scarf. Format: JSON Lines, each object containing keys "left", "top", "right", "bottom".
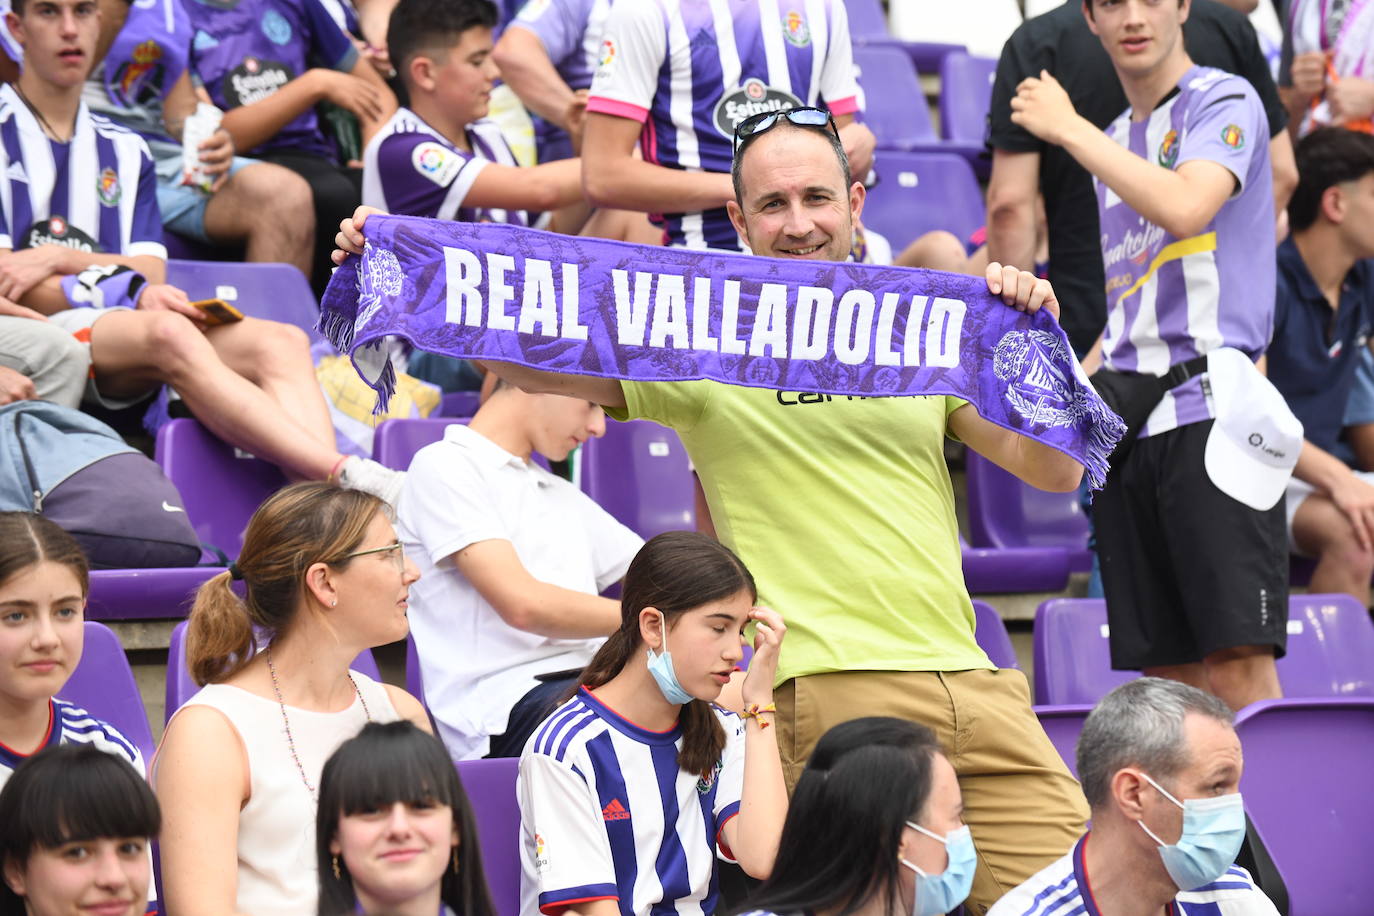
{"left": 320, "top": 216, "right": 1126, "bottom": 487}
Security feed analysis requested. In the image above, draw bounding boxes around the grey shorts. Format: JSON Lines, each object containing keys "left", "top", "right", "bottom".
{"left": 47, "top": 306, "right": 152, "bottom": 410}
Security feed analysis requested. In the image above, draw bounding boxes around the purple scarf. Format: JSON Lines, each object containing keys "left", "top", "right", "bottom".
{"left": 320, "top": 217, "right": 1125, "bottom": 487}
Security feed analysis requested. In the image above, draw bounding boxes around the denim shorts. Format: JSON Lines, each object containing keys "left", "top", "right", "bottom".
{"left": 155, "top": 154, "right": 257, "bottom": 242}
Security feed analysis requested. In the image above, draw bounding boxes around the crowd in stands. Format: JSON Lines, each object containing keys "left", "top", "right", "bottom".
{"left": 0, "top": 0, "right": 1372, "bottom": 913}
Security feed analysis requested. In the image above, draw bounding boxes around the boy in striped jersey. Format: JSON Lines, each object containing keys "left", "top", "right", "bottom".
{"left": 1012, "top": 0, "right": 1288, "bottom": 712}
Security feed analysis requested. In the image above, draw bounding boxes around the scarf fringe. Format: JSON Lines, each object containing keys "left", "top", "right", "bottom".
{"left": 1080, "top": 394, "right": 1127, "bottom": 490}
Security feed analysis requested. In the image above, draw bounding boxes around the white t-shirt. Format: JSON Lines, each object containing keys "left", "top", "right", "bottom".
{"left": 396, "top": 424, "right": 643, "bottom": 760}
{"left": 519, "top": 688, "right": 745, "bottom": 916}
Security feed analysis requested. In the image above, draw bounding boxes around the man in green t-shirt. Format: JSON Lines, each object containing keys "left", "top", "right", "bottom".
{"left": 332, "top": 109, "right": 1090, "bottom": 913}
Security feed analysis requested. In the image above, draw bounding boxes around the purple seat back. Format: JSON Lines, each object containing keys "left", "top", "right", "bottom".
{"left": 1234, "top": 698, "right": 1374, "bottom": 914}
{"left": 87, "top": 567, "right": 219, "bottom": 621}
{"left": 166, "top": 260, "right": 321, "bottom": 342}
{"left": 961, "top": 539, "right": 1072, "bottom": 594}
{"left": 939, "top": 52, "right": 998, "bottom": 143}
{"left": 861, "top": 151, "right": 985, "bottom": 255}
{"left": 579, "top": 419, "right": 694, "bottom": 540}
{"left": 456, "top": 757, "right": 521, "bottom": 916}
{"left": 61, "top": 622, "right": 156, "bottom": 766}
{"left": 1032, "top": 703, "right": 1094, "bottom": 779}
{"left": 439, "top": 390, "right": 481, "bottom": 418}
{"left": 966, "top": 452, "right": 1091, "bottom": 571}
{"left": 853, "top": 45, "right": 938, "bottom": 150}
{"left": 844, "top": 0, "right": 890, "bottom": 38}
{"left": 155, "top": 418, "right": 287, "bottom": 559}
{"left": 971, "top": 600, "right": 1019, "bottom": 669}
{"left": 1033, "top": 599, "right": 1134, "bottom": 706}
{"left": 373, "top": 419, "right": 468, "bottom": 471}
{"left": 1280, "top": 594, "right": 1374, "bottom": 697}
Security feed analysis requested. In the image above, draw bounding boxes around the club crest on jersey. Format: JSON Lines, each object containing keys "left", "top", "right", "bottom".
{"left": 260, "top": 9, "right": 292, "bottom": 46}
{"left": 1220, "top": 124, "right": 1245, "bottom": 150}
{"left": 97, "top": 168, "right": 121, "bottom": 206}
{"left": 697, "top": 759, "right": 724, "bottom": 794}
{"left": 1157, "top": 129, "right": 1179, "bottom": 169}
{"left": 713, "top": 78, "right": 803, "bottom": 137}
{"left": 994, "top": 329, "right": 1086, "bottom": 430}
{"left": 783, "top": 10, "right": 810, "bottom": 46}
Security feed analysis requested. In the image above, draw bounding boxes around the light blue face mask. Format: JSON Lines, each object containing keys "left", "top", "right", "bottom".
{"left": 646, "top": 614, "right": 693, "bottom": 705}
{"left": 1137, "top": 772, "right": 1247, "bottom": 891}
{"left": 900, "top": 823, "right": 977, "bottom": 916}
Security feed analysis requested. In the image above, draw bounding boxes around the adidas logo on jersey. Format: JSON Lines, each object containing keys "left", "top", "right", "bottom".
{"left": 601, "top": 798, "right": 630, "bottom": 821}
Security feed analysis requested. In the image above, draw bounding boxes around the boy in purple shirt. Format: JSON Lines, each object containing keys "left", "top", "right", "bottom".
{"left": 1012, "top": 0, "right": 1287, "bottom": 712}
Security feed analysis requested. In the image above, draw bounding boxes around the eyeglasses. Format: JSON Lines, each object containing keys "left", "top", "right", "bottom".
{"left": 342, "top": 541, "right": 405, "bottom": 573}
{"left": 732, "top": 106, "right": 840, "bottom": 156}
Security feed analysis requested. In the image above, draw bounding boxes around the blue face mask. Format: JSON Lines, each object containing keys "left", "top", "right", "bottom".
{"left": 646, "top": 614, "right": 693, "bottom": 705}
{"left": 1136, "top": 772, "right": 1247, "bottom": 891}
{"left": 900, "top": 823, "right": 976, "bottom": 916}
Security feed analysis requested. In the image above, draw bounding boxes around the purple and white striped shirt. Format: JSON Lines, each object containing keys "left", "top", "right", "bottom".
{"left": 509, "top": 0, "right": 613, "bottom": 92}
{"left": 587, "top": 0, "right": 861, "bottom": 250}
{"left": 1096, "top": 65, "right": 1274, "bottom": 438}
{"left": 362, "top": 108, "right": 530, "bottom": 226}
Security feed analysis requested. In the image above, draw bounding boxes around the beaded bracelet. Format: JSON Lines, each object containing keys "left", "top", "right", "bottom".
{"left": 742, "top": 703, "right": 777, "bottom": 729}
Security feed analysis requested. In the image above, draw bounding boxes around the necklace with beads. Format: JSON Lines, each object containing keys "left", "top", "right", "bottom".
{"left": 265, "top": 643, "right": 371, "bottom": 801}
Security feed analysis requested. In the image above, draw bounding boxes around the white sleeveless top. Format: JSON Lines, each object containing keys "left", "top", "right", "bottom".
{"left": 178, "top": 675, "right": 399, "bottom": 916}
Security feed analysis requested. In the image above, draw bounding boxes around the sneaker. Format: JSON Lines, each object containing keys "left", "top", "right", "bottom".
{"left": 337, "top": 456, "right": 405, "bottom": 507}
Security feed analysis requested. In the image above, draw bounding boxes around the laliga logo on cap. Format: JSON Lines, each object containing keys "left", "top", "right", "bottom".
{"left": 1247, "top": 431, "right": 1286, "bottom": 460}
{"left": 994, "top": 329, "right": 1088, "bottom": 429}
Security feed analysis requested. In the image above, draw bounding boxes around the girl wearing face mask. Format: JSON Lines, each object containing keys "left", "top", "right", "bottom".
{"left": 735, "top": 717, "right": 976, "bottom": 916}
{"left": 0, "top": 743, "right": 160, "bottom": 916}
{"left": 518, "top": 531, "right": 788, "bottom": 916}
{"left": 315, "top": 720, "right": 496, "bottom": 916}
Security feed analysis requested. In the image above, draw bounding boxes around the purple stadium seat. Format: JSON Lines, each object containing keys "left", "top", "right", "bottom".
{"left": 966, "top": 451, "right": 1092, "bottom": 572}
{"left": 971, "top": 599, "right": 1020, "bottom": 669}
{"left": 853, "top": 45, "right": 938, "bottom": 151}
{"left": 844, "top": 0, "right": 966, "bottom": 73}
{"left": 844, "top": 0, "right": 890, "bottom": 38}
{"left": 1032, "top": 703, "right": 1094, "bottom": 778}
{"left": 1033, "top": 598, "right": 1133, "bottom": 706}
{"left": 1233, "top": 698, "right": 1374, "bottom": 915}
{"left": 939, "top": 52, "right": 998, "bottom": 144}
{"left": 456, "top": 757, "right": 521, "bottom": 916}
{"left": 165, "top": 260, "right": 321, "bottom": 343}
{"left": 61, "top": 622, "right": 156, "bottom": 766}
{"left": 373, "top": 418, "right": 468, "bottom": 471}
{"left": 961, "top": 538, "right": 1072, "bottom": 594}
{"left": 155, "top": 418, "right": 287, "bottom": 559}
{"left": 86, "top": 567, "right": 220, "bottom": 621}
{"left": 860, "top": 151, "right": 986, "bottom": 257}
{"left": 579, "top": 419, "right": 695, "bottom": 540}
{"left": 439, "top": 390, "right": 481, "bottom": 418}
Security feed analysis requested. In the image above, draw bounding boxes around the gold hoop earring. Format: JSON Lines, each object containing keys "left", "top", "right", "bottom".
{"left": 451, "top": 847, "right": 459, "bottom": 874}
{"left": 332, "top": 855, "right": 341, "bottom": 880}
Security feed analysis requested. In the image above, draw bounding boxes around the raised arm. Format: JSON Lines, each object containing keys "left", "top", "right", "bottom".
{"left": 949, "top": 402, "right": 1085, "bottom": 493}
{"left": 492, "top": 25, "right": 578, "bottom": 130}
{"left": 581, "top": 112, "right": 736, "bottom": 213}
{"left": 451, "top": 539, "right": 621, "bottom": 637}
{"left": 464, "top": 158, "right": 586, "bottom": 213}
{"left": 986, "top": 149, "right": 1041, "bottom": 273}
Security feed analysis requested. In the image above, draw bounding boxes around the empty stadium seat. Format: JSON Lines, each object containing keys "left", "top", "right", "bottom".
{"left": 578, "top": 419, "right": 695, "bottom": 540}
{"left": 155, "top": 418, "right": 287, "bottom": 559}
{"left": 457, "top": 757, "right": 521, "bottom": 916}
{"left": 372, "top": 418, "right": 467, "bottom": 470}
{"left": 61, "top": 621, "right": 156, "bottom": 766}
{"left": 961, "top": 538, "right": 1072, "bottom": 594}
{"left": 853, "top": 45, "right": 938, "bottom": 151}
{"left": 972, "top": 599, "right": 1019, "bottom": 669}
{"left": 938, "top": 51, "right": 998, "bottom": 174}
{"left": 166, "top": 260, "right": 322, "bottom": 343}
{"left": 843, "top": 0, "right": 966, "bottom": 74}
{"left": 860, "top": 151, "right": 985, "bottom": 257}
{"left": 1032, "top": 703, "right": 1093, "bottom": 778}
{"left": 1234, "top": 698, "right": 1374, "bottom": 914}
{"left": 888, "top": 0, "right": 1023, "bottom": 59}
{"left": 966, "top": 451, "right": 1092, "bottom": 572}
{"left": 439, "top": 390, "right": 481, "bottom": 417}
{"left": 1033, "top": 598, "right": 1135, "bottom": 706}
{"left": 86, "top": 567, "right": 220, "bottom": 621}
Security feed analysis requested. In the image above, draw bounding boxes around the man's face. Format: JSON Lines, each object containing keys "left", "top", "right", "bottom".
{"left": 1336, "top": 173, "right": 1374, "bottom": 260}
{"left": 1139, "top": 713, "right": 1243, "bottom": 847}
{"left": 1083, "top": 0, "right": 1190, "bottom": 81}
{"left": 9, "top": 0, "right": 99, "bottom": 90}
{"left": 727, "top": 126, "right": 863, "bottom": 263}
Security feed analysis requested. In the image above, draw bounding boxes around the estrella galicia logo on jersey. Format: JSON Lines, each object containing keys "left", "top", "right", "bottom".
{"left": 1220, "top": 124, "right": 1245, "bottom": 150}
{"left": 782, "top": 10, "right": 810, "bottom": 46}
{"left": 96, "top": 167, "right": 120, "bottom": 207}
{"left": 411, "top": 141, "right": 462, "bottom": 187}
{"left": 994, "top": 329, "right": 1085, "bottom": 429}
{"left": 24, "top": 216, "right": 98, "bottom": 252}
{"left": 1157, "top": 129, "right": 1179, "bottom": 169}
{"left": 261, "top": 9, "right": 292, "bottom": 46}
{"left": 713, "top": 78, "right": 803, "bottom": 137}
{"left": 223, "top": 57, "right": 293, "bottom": 107}
{"left": 696, "top": 759, "right": 724, "bottom": 794}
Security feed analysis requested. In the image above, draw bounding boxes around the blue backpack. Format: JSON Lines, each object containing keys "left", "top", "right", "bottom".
{"left": 0, "top": 401, "right": 201, "bottom": 568}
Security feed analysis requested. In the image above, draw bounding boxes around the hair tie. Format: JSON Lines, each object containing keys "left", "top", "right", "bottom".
{"left": 228, "top": 563, "right": 244, "bottom": 581}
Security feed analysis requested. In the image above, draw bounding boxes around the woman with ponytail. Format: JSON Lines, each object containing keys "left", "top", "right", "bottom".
{"left": 736, "top": 718, "right": 975, "bottom": 916}
{"left": 156, "top": 482, "right": 430, "bottom": 916}
{"left": 518, "top": 530, "right": 788, "bottom": 916}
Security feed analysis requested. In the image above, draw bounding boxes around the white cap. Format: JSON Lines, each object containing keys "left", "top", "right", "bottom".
{"left": 1204, "top": 347, "right": 1304, "bottom": 511}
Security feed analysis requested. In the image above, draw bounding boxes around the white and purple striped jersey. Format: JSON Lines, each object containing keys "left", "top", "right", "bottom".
{"left": 0, "top": 699, "right": 146, "bottom": 788}
{"left": 586, "top": 0, "right": 861, "bottom": 250}
{"left": 509, "top": 0, "right": 613, "bottom": 93}
{"left": 362, "top": 107, "right": 530, "bottom": 226}
{"left": 518, "top": 688, "right": 745, "bottom": 916}
{"left": 1095, "top": 65, "right": 1273, "bottom": 439}
{"left": 987, "top": 834, "right": 1280, "bottom": 916}
{"left": 0, "top": 84, "right": 166, "bottom": 259}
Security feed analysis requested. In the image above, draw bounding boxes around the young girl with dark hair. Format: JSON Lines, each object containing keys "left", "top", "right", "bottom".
{"left": 315, "top": 720, "right": 496, "bottom": 916}
{"left": 0, "top": 512, "right": 143, "bottom": 786}
{"left": 0, "top": 743, "right": 160, "bottom": 916}
{"left": 518, "top": 530, "right": 788, "bottom": 916}
{"left": 156, "top": 482, "right": 431, "bottom": 916}
{"left": 736, "top": 717, "right": 975, "bottom": 916}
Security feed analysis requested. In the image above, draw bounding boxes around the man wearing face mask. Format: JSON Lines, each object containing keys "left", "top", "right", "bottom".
{"left": 989, "top": 677, "right": 1277, "bottom": 916}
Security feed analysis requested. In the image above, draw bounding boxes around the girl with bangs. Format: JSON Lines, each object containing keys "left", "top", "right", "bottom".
{"left": 315, "top": 720, "right": 496, "bottom": 916}
{"left": 0, "top": 743, "right": 160, "bottom": 916}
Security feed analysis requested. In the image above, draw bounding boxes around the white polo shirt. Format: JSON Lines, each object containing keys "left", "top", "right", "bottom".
{"left": 397, "top": 424, "right": 644, "bottom": 761}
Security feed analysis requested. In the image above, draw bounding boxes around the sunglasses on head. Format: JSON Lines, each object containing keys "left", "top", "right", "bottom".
{"left": 732, "top": 106, "right": 840, "bottom": 155}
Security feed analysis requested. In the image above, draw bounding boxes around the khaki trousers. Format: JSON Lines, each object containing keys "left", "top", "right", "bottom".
{"left": 775, "top": 668, "right": 1089, "bottom": 915}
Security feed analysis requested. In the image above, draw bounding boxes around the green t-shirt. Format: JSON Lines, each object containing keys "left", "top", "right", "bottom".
{"left": 610, "top": 381, "right": 993, "bottom": 685}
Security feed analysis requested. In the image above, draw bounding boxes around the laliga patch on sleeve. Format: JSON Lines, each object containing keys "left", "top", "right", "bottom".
{"left": 411, "top": 141, "right": 463, "bottom": 187}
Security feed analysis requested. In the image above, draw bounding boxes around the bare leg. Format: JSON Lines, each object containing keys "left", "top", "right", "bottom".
{"left": 1293, "top": 492, "right": 1374, "bottom": 606}
{"left": 895, "top": 230, "right": 974, "bottom": 273}
{"left": 87, "top": 309, "right": 339, "bottom": 480}
{"left": 1142, "top": 662, "right": 1210, "bottom": 692}
{"left": 1204, "top": 645, "right": 1282, "bottom": 712}
{"left": 202, "top": 162, "right": 315, "bottom": 277}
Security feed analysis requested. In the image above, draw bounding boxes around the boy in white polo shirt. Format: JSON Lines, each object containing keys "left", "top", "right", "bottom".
{"left": 396, "top": 380, "right": 643, "bottom": 761}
